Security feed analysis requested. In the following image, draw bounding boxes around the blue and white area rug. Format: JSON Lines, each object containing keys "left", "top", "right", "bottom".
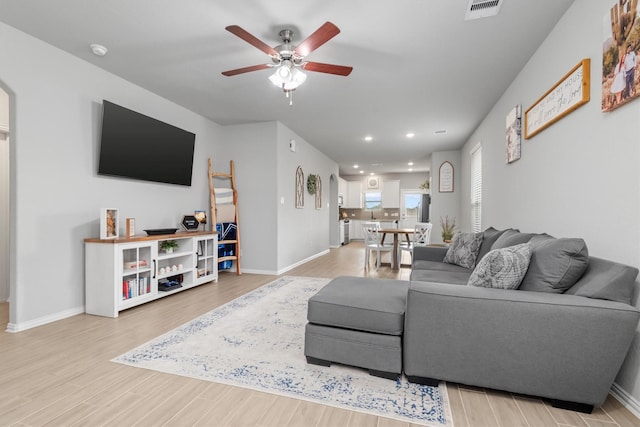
{"left": 113, "top": 276, "right": 452, "bottom": 426}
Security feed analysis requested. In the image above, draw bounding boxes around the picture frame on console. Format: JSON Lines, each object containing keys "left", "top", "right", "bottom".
{"left": 100, "top": 208, "right": 119, "bottom": 239}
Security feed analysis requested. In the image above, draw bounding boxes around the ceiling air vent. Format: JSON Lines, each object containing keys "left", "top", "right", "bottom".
{"left": 465, "top": 0, "right": 503, "bottom": 21}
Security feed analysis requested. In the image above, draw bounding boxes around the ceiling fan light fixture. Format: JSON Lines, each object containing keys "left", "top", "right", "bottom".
{"left": 269, "top": 64, "right": 306, "bottom": 91}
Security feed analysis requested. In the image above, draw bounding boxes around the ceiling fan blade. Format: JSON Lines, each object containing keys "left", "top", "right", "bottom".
{"left": 293, "top": 22, "right": 340, "bottom": 57}
{"left": 222, "top": 64, "right": 271, "bottom": 76}
{"left": 303, "top": 61, "right": 353, "bottom": 76}
{"left": 225, "top": 25, "right": 279, "bottom": 57}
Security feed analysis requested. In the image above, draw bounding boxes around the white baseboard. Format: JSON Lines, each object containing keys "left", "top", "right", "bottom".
{"left": 6, "top": 250, "right": 332, "bottom": 332}
{"left": 6, "top": 306, "right": 85, "bottom": 333}
{"left": 610, "top": 382, "right": 640, "bottom": 419}
{"left": 241, "top": 249, "right": 331, "bottom": 276}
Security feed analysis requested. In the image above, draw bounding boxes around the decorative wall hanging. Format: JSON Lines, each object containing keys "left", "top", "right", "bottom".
{"left": 438, "top": 161, "right": 454, "bottom": 193}
{"left": 602, "top": 0, "right": 640, "bottom": 112}
{"left": 315, "top": 175, "right": 322, "bottom": 210}
{"left": 100, "top": 208, "right": 119, "bottom": 239}
{"left": 295, "top": 166, "right": 304, "bottom": 208}
{"left": 307, "top": 174, "right": 318, "bottom": 195}
{"left": 367, "top": 176, "right": 379, "bottom": 189}
{"left": 524, "top": 58, "right": 590, "bottom": 139}
{"left": 506, "top": 104, "right": 522, "bottom": 164}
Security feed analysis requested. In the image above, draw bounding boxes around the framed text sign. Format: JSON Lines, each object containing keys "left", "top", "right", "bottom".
{"left": 438, "top": 161, "right": 454, "bottom": 193}
{"left": 524, "top": 58, "right": 590, "bottom": 139}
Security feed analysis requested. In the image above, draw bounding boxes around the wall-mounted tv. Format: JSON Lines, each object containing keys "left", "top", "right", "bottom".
{"left": 98, "top": 100, "right": 196, "bottom": 186}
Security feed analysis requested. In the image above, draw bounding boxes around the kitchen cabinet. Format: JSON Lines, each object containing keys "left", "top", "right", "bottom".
{"left": 338, "top": 177, "right": 347, "bottom": 199}
{"left": 381, "top": 180, "right": 400, "bottom": 208}
{"left": 346, "top": 181, "right": 363, "bottom": 208}
{"left": 350, "top": 219, "right": 364, "bottom": 240}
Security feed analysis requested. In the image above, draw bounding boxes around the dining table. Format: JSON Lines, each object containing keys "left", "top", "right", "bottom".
{"left": 379, "top": 228, "right": 414, "bottom": 271}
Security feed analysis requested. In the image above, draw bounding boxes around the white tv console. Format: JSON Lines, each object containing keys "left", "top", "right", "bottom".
{"left": 84, "top": 231, "right": 217, "bottom": 317}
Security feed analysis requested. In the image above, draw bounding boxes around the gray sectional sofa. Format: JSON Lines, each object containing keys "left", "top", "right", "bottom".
{"left": 305, "top": 227, "right": 640, "bottom": 413}
{"left": 405, "top": 227, "right": 640, "bottom": 412}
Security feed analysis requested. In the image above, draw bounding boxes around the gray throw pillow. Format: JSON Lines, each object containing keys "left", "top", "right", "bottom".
{"left": 519, "top": 235, "right": 589, "bottom": 293}
{"left": 476, "top": 227, "right": 511, "bottom": 262}
{"left": 443, "top": 232, "right": 483, "bottom": 269}
{"left": 491, "top": 229, "right": 535, "bottom": 250}
{"left": 468, "top": 243, "right": 532, "bottom": 289}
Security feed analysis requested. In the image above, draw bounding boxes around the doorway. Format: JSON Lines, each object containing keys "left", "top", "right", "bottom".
{"left": 399, "top": 189, "right": 423, "bottom": 229}
{"left": 0, "top": 85, "right": 10, "bottom": 323}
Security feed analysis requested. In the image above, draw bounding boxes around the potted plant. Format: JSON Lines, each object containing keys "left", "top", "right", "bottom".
{"left": 160, "top": 240, "right": 179, "bottom": 254}
{"left": 440, "top": 216, "right": 456, "bottom": 243}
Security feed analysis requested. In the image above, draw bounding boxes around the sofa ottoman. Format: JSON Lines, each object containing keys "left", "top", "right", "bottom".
{"left": 304, "top": 276, "right": 409, "bottom": 379}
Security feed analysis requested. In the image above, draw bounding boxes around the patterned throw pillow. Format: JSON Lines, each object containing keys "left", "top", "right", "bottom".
{"left": 443, "top": 232, "right": 484, "bottom": 269}
{"left": 468, "top": 243, "right": 532, "bottom": 290}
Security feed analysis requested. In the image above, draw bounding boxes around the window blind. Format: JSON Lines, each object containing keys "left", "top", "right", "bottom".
{"left": 470, "top": 144, "right": 482, "bottom": 233}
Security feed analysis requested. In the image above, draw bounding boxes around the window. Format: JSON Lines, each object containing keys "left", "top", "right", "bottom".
{"left": 364, "top": 191, "right": 382, "bottom": 210}
{"left": 470, "top": 144, "right": 482, "bottom": 233}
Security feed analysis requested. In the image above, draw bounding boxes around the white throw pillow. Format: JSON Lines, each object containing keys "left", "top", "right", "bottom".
{"left": 468, "top": 243, "right": 532, "bottom": 289}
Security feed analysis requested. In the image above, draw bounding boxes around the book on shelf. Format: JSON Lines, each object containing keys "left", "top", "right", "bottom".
{"left": 122, "top": 277, "right": 150, "bottom": 300}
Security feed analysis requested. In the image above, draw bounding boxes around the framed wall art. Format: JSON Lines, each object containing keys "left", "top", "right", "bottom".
{"left": 295, "top": 166, "right": 304, "bottom": 208}
{"left": 506, "top": 104, "right": 522, "bottom": 163}
{"left": 438, "top": 161, "right": 454, "bottom": 193}
{"left": 367, "top": 176, "right": 379, "bottom": 189}
{"left": 602, "top": 0, "right": 640, "bottom": 112}
{"left": 524, "top": 58, "right": 590, "bottom": 139}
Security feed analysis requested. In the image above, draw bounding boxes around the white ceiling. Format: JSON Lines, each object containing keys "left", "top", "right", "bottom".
{"left": 0, "top": 0, "right": 574, "bottom": 176}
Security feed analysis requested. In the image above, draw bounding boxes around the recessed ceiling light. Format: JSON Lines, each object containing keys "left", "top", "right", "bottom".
{"left": 364, "top": 136, "right": 373, "bottom": 142}
{"left": 435, "top": 129, "right": 447, "bottom": 134}
{"left": 370, "top": 172, "right": 375, "bottom": 176}
{"left": 353, "top": 164, "right": 359, "bottom": 169}
{"left": 359, "top": 170, "right": 364, "bottom": 174}
{"left": 406, "top": 132, "right": 415, "bottom": 138}
{"left": 408, "top": 162, "right": 414, "bottom": 166}
{"left": 90, "top": 43, "right": 108, "bottom": 57}
{"left": 408, "top": 168, "right": 413, "bottom": 172}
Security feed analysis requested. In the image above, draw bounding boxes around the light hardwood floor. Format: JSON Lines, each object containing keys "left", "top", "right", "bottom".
{"left": 1, "top": 242, "right": 639, "bottom": 426}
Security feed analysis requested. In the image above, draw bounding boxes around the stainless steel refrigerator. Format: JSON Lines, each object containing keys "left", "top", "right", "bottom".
{"left": 418, "top": 194, "right": 431, "bottom": 223}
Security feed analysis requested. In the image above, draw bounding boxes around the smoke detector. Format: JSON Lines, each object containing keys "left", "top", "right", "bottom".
{"left": 90, "top": 44, "right": 108, "bottom": 57}
{"left": 465, "top": 0, "right": 503, "bottom": 20}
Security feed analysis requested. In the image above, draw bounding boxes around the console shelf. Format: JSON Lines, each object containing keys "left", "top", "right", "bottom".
{"left": 85, "top": 231, "right": 217, "bottom": 317}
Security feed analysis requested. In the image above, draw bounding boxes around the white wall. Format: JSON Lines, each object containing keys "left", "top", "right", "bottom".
{"left": 217, "top": 122, "right": 278, "bottom": 273}
{"left": 459, "top": 2, "right": 640, "bottom": 409}
{"left": 0, "top": 22, "right": 222, "bottom": 330}
{"left": 275, "top": 122, "right": 337, "bottom": 272}
{"left": 430, "top": 151, "right": 461, "bottom": 242}
{"left": 216, "top": 121, "right": 338, "bottom": 274}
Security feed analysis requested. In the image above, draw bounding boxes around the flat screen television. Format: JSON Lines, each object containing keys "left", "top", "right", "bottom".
{"left": 98, "top": 100, "right": 196, "bottom": 186}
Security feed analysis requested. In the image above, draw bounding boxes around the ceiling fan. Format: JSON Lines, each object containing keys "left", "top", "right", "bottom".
{"left": 222, "top": 22, "right": 353, "bottom": 104}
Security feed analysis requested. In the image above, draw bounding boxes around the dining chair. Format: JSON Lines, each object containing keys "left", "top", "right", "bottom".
{"left": 398, "top": 222, "right": 432, "bottom": 264}
{"left": 362, "top": 223, "right": 394, "bottom": 270}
